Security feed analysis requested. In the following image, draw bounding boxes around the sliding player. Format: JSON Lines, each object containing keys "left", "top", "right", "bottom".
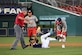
{"left": 28, "top": 28, "right": 56, "bottom": 48}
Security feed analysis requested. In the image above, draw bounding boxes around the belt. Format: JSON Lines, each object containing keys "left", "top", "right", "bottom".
{"left": 16, "top": 24, "right": 22, "bottom": 28}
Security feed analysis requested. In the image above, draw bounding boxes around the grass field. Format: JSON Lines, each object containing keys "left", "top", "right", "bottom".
{"left": 0, "top": 36, "right": 82, "bottom": 55}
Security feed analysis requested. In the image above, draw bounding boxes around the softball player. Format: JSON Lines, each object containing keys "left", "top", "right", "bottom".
{"left": 28, "top": 28, "right": 56, "bottom": 48}
{"left": 24, "top": 10, "right": 38, "bottom": 45}
{"left": 54, "top": 18, "right": 67, "bottom": 48}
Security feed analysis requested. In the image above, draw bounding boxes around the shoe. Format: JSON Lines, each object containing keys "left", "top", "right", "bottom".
{"left": 10, "top": 48, "right": 16, "bottom": 50}
{"left": 49, "top": 28, "right": 53, "bottom": 34}
{"left": 59, "top": 39, "right": 62, "bottom": 42}
{"left": 23, "top": 45, "right": 28, "bottom": 49}
{"left": 55, "top": 36, "right": 62, "bottom": 41}
{"left": 62, "top": 44, "right": 65, "bottom": 48}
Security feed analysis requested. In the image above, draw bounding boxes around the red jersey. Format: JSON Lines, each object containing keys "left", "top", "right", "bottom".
{"left": 14, "top": 12, "right": 24, "bottom": 27}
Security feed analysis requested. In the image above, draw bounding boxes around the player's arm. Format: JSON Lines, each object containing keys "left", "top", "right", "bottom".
{"left": 17, "top": 13, "right": 24, "bottom": 20}
{"left": 18, "top": 16, "right": 24, "bottom": 20}
{"left": 62, "top": 20, "right": 67, "bottom": 32}
{"left": 62, "top": 27, "right": 65, "bottom": 33}
{"left": 24, "top": 17, "right": 31, "bottom": 24}
{"left": 54, "top": 21, "right": 56, "bottom": 31}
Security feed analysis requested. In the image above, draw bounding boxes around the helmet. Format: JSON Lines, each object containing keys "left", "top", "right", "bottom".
{"left": 57, "top": 18, "right": 61, "bottom": 22}
{"left": 56, "top": 18, "right": 62, "bottom": 24}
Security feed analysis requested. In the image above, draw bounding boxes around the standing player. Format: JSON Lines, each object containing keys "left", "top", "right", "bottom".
{"left": 10, "top": 8, "right": 28, "bottom": 50}
{"left": 27, "top": 28, "right": 56, "bottom": 48}
{"left": 24, "top": 10, "right": 38, "bottom": 45}
{"left": 54, "top": 18, "right": 67, "bottom": 48}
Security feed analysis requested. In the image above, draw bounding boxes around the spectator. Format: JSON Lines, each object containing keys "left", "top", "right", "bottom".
{"left": 47, "top": 0, "right": 58, "bottom": 7}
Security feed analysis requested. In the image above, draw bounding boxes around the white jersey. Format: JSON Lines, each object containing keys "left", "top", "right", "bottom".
{"left": 25, "top": 15, "right": 38, "bottom": 27}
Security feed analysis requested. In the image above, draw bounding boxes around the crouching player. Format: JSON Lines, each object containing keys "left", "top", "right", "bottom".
{"left": 29, "top": 28, "right": 56, "bottom": 48}
{"left": 54, "top": 18, "right": 67, "bottom": 48}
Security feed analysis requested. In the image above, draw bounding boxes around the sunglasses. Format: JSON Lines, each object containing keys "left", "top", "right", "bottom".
{"left": 28, "top": 12, "right": 32, "bottom": 13}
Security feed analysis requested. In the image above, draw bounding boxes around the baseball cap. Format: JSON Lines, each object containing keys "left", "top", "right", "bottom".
{"left": 22, "top": 8, "right": 27, "bottom": 11}
{"left": 57, "top": 18, "right": 61, "bottom": 22}
{"left": 28, "top": 10, "right": 32, "bottom": 13}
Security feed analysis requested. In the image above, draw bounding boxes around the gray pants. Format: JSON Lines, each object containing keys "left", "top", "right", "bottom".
{"left": 11, "top": 24, "right": 26, "bottom": 49}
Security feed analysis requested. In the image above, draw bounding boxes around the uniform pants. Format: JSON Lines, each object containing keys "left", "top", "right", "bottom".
{"left": 41, "top": 32, "right": 56, "bottom": 48}
{"left": 11, "top": 24, "right": 26, "bottom": 48}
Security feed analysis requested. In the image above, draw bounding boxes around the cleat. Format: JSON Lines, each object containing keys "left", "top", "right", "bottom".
{"left": 49, "top": 28, "right": 53, "bottom": 34}
{"left": 23, "top": 45, "right": 28, "bottom": 49}
{"left": 10, "top": 48, "right": 16, "bottom": 50}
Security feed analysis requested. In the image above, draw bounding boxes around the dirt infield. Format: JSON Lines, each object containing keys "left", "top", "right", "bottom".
{"left": 0, "top": 42, "right": 82, "bottom": 46}
{"left": 49, "top": 42, "right": 82, "bottom": 46}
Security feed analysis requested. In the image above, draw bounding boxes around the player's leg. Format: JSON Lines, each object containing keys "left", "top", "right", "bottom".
{"left": 47, "top": 37, "right": 56, "bottom": 41}
{"left": 41, "top": 28, "right": 54, "bottom": 48}
{"left": 27, "top": 27, "right": 32, "bottom": 46}
{"left": 20, "top": 29, "right": 28, "bottom": 49}
{"left": 59, "top": 32, "right": 66, "bottom": 48}
{"left": 27, "top": 27, "right": 32, "bottom": 38}
{"left": 55, "top": 30, "right": 62, "bottom": 40}
{"left": 44, "top": 37, "right": 56, "bottom": 48}
{"left": 10, "top": 25, "right": 21, "bottom": 49}
{"left": 32, "top": 27, "right": 37, "bottom": 38}
{"left": 41, "top": 32, "right": 51, "bottom": 48}
{"left": 32, "top": 27, "right": 39, "bottom": 44}
{"left": 62, "top": 32, "right": 66, "bottom": 41}
{"left": 44, "top": 29, "right": 56, "bottom": 48}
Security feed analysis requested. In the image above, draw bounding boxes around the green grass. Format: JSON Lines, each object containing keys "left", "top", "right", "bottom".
{"left": 0, "top": 36, "right": 82, "bottom": 55}
{"left": 0, "top": 36, "right": 82, "bottom": 43}
{"left": 0, "top": 46, "right": 82, "bottom": 55}
{"left": 66, "top": 36, "right": 82, "bottom": 42}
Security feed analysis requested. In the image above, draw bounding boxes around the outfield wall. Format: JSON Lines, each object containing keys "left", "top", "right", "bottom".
{"left": 0, "top": 15, "right": 15, "bottom": 28}
{"left": 32, "top": 0, "right": 82, "bottom": 36}
{"left": 0, "top": 0, "right": 82, "bottom": 36}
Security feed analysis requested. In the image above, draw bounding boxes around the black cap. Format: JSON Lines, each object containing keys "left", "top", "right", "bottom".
{"left": 57, "top": 18, "right": 61, "bottom": 22}
{"left": 28, "top": 10, "right": 32, "bottom": 13}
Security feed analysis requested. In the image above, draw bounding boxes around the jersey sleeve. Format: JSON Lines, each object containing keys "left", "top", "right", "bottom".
{"left": 17, "top": 13, "right": 23, "bottom": 18}
{"left": 25, "top": 16, "right": 28, "bottom": 19}
{"left": 62, "top": 20, "right": 67, "bottom": 32}
{"left": 24, "top": 16, "right": 29, "bottom": 24}
{"left": 33, "top": 43, "right": 42, "bottom": 48}
{"left": 34, "top": 16, "right": 38, "bottom": 22}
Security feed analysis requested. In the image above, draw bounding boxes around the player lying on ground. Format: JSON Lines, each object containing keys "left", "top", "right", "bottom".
{"left": 27, "top": 28, "right": 56, "bottom": 48}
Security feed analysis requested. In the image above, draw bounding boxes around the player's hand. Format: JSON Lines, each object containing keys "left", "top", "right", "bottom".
{"left": 62, "top": 27, "right": 65, "bottom": 33}
{"left": 25, "top": 18, "right": 29, "bottom": 21}
{"left": 22, "top": 27, "right": 24, "bottom": 30}
{"left": 54, "top": 28, "right": 56, "bottom": 31}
